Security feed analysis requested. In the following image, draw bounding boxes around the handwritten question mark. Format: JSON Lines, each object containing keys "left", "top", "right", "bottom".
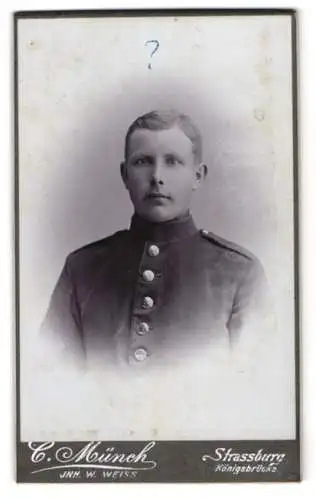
{"left": 145, "top": 40, "right": 160, "bottom": 70}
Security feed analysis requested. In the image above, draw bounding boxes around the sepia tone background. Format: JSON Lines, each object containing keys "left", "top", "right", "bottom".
{"left": 17, "top": 14, "right": 296, "bottom": 440}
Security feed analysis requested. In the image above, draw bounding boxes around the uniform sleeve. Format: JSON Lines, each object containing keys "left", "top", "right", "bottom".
{"left": 227, "top": 257, "right": 276, "bottom": 369}
{"left": 39, "top": 257, "right": 86, "bottom": 369}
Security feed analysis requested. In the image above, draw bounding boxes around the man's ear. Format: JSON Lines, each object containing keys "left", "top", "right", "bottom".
{"left": 193, "top": 162, "right": 208, "bottom": 190}
{"left": 120, "top": 161, "right": 128, "bottom": 188}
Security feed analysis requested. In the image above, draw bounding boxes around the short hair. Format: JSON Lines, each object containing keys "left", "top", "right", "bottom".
{"left": 124, "top": 109, "right": 202, "bottom": 162}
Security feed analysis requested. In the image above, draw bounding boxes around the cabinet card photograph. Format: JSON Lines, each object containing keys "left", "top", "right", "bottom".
{"left": 15, "top": 9, "right": 300, "bottom": 482}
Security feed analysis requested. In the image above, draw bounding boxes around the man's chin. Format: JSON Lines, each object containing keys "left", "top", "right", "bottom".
{"left": 138, "top": 207, "right": 178, "bottom": 223}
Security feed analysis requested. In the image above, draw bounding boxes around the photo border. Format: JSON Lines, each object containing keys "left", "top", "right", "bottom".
{"left": 14, "top": 7, "right": 300, "bottom": 483}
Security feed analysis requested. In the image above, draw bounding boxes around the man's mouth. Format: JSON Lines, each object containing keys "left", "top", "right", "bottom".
{"left": 146, "top": 192, "right": 171, "bottom": 200}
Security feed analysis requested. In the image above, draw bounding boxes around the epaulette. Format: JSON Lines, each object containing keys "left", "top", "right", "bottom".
{"left": 200, "top": 229, "right": 255, "bottom": 261}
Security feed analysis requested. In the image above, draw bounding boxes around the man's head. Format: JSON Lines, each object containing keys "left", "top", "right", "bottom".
{"left": 120, "top": 109, "right": 207, "bottom": 223}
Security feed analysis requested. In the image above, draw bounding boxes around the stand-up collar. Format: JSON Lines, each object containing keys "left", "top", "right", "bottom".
{"left": 129, "top": 212, "right": 198, "bottom": 243}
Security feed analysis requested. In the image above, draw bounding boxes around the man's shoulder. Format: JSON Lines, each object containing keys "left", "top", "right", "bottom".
{"left": 199, "top": 229, "right": 266, "bottom": 289}
{"left": 66, "top": 229, "right": 129, "bottom": 266}
{"left": 199, "top": 229, "right": 261, "bottom": 266}
{"left": 199, "top": 229, "right": 256, "bottom": 259}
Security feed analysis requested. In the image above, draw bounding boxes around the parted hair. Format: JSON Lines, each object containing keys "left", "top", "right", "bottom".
{"left": 124, "top": 109, "right": 203, "bottom": 162}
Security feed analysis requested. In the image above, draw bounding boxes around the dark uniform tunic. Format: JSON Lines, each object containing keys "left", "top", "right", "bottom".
{"left": 41, "top": 213, "right": 270, "bottom": 372}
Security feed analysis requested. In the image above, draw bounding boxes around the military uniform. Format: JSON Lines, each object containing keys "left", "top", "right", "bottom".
{"left": 41, "top": 212, "right": 270, "bottom": 371}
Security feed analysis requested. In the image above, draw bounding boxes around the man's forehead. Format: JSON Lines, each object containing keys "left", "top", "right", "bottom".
{"left": 127, "top": 126, "right": 194, "bottom": 154}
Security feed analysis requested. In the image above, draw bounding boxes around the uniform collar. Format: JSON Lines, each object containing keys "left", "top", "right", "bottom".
{"left": 129, "top": 212, "right": 198, "bottom": 243}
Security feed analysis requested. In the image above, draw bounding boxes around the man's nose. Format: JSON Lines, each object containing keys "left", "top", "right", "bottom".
{"left": 150, "top": 159, "right": 165, "bottom": 185}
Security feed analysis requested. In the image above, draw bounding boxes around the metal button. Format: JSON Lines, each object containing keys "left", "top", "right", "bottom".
{"left": 148, "top": 245, "right": 159, "bottom": 257}
{"left": 138, "top": 322, "right": 150, "bottom": 335}
{"left": 142, "top": 296, "right": 154, "bottom": 309}
{"left": 201, "top": 229, "right": 208, "bottom": 236}
{"left": 142, "top": 269, "right": 155, "bottom": 282}
{"left": 134, "top": 348, "right": 148, "bottom": 361}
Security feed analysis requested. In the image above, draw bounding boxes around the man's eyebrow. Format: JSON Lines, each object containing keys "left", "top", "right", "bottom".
{"left": 129, "top": 153, "right": 154, "bottom": 161}
{"left": 128, "top": 151, "right": 187, "bottom": 162}
{"left": 164, "top": 152, "right": 185, "bottom": 160}
{"left": 129, "top": 152, "right": 153, "bottom": 157}
{"left": 164, "top": 152, "right": 183, "bottom": 156}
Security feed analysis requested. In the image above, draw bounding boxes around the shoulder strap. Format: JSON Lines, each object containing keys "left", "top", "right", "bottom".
{"left": 200, "top": 229, "right": 255, "bottom": 261}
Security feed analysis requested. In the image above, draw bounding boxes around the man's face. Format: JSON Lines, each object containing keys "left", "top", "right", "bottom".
{"left": 121, "top": 126, "right": 205, "bottom": 222}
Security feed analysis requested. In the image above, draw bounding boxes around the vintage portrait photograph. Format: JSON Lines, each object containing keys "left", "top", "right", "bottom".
{"left": 15, "top": 9, "right": 299, "bottom": 482}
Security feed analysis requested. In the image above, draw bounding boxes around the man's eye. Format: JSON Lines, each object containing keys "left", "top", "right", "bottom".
{"left": 132, "top": 157, "right": 150, "bottom": 166}
{"left": 166, "top": 156, "right": 181, "bottom": 165}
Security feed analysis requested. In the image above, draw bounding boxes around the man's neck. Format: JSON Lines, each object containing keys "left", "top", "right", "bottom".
{"left": 129, "top": 211, "right": 197, "bottom": 243}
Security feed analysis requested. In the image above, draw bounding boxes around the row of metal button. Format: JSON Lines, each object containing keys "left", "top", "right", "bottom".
{"left": 141, "top": 244, "right": 159, "bottom": 309}
{"left": 132, "top": 244, "right": 160, "bottom": 362}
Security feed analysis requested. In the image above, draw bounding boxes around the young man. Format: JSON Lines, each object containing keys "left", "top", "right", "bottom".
{"left": 41, "top": 109, "right": 270, "bottom": 371}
